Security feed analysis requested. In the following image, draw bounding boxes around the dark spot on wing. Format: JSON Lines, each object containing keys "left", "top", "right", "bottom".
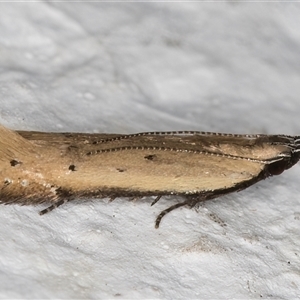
{"left": 144, "top": 154, "right": 157, "bottom": 161}
{"left": 69, "top": 164, "right": 76, "bottom": 171}
{"left": 10, "top": 160, "right": 22, "bottom": 167}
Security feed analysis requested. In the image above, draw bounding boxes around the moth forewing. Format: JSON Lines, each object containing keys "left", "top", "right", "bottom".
{"left": 1, "top": 124, "right": 300, "bottom": 228}
{"left": 70, "top": 150, "right": 265, "bottom": 193}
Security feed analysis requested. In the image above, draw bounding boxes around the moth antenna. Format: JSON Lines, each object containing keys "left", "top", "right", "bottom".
{"left": 151, "top": 195, "right": 162, "bottom": 206}
{"left": 155, "top": 201, "right": 189, "bottom": 228}
{"left": 39, "top": 199, "right": 69, "bottom": 215}
{"left": 92, "top": 131, "right": 263, "bottom": 145}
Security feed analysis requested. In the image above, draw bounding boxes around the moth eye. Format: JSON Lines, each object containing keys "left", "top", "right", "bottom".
{"left": 267, "top": 160, "right": 288, "bottom": 176}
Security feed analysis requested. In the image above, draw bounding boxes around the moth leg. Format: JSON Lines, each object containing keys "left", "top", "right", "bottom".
{"left": 109, "top": 196, "right": 116, "bottom": 202}
{"left": 155, "top": 194, "right": 213, "bottom": 228}
{"left": 151, "top": 195, "right": 162, "bottom": 206}
{"left": 39, "top": 199, "right": 69, "bottom": 215}
{"left": 155, "top": 201, "right": 189, "bottom": 229}
{"left": 185, "top": 194, "right": 208, "bottom": 208}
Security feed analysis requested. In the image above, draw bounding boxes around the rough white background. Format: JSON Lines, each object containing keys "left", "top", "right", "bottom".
{"left": 0, "top": 2, "right": 300, "bottom": 299}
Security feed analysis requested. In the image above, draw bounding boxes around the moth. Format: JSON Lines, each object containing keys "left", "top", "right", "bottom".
{"left": 0, "top": 123, "right": 299, "bottom": 228}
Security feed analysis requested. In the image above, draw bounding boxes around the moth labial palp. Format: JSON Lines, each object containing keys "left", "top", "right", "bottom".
{"left": 1, "top": 124, "right": 300, "bottom": 228}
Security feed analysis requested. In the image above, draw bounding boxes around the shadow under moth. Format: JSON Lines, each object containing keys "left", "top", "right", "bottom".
{"left": 0, "top": 123, "right": 299, "bottom": 228}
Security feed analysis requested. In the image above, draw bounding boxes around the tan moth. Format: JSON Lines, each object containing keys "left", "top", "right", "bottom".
{"left": 0, "top": 123, "right": 299, "bottom": 228}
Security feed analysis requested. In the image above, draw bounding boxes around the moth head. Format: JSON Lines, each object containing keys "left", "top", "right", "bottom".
{"left": 290, "top": 135, "right": 300, "bottom": 166}
{"left": 266, "top": 136, "right": 300, "bottom": 176}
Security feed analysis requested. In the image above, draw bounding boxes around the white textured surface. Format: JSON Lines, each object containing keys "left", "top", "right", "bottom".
{"left": 0, "top": 2, "right": 300, "bottom": 299}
